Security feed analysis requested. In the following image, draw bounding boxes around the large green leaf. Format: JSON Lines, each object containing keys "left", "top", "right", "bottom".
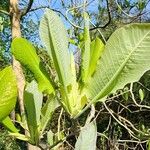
{"left": 75, "top": 121, "right": 97, "bottom": 150}
{"left": 0, "top": 66, "right": 17, "bottom": 121}
{"left": 39, "top": 9, "right": 83, "bottom": 116}
{"left": 24, "top": 81, "right": 43, "bottom": 144}
{"left": 87, "top": 24, "right": 150, "bottom": 102}
{"left": 39, "top": 9, "right": 72, "bottom": 88}
{"left": 11, "top": 38, "right": 54, "bottom": 94}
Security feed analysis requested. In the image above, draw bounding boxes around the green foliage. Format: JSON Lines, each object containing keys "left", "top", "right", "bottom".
{"left": 139, "top": 88, "right": 145, "bottom": 101}
{"left": 40, "top": 9, "right": 72, "bottom": 88}
{"left": 39, "top": 9, "right": 86, "bottom": 116}
{"left": 1, "top": 117, "right": 18, "bottom": 133}
{"left": 11, "top": 10, "right": 150, "bottom": 120}
{"left": 89, "top": 37, "right": 104, "bottom": 77}
{"left": 11, "top": 38, "right": 54, "bottom": 94}
{"left": 39, "top": 9, "right": 73, "bottom": 114}
{"left": 0, "top": 129, "right": 23, "bottom": 150}
{"left": 2, "top": 6, "right": 150, "bottom": 149}
{"left": 24, "top": 81, "right": 43, "bottom": 144}
{"left": 0, "top": 0, "right": 9, "bottom": 11}
{"left": 0, "top": 66, "right": 17, "bottom": 121}
{"left": 40, "top": 96, "right": 59, "bottom": 135}
{"left": 86, "top": 24, "right": 150, "bottom": 103}
{"left": 0, "top": 52, "right": 8, "bottom": 70}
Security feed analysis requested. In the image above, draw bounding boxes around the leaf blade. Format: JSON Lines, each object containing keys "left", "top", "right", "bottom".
{"left": 40, "top": 96, "right": 59, "bottom": 134}
{"left": 1, "top": 116, "right": 18, "bottom": 133}
{"left": 0, "top": 66, "right": 17, "bottom": 121}
{"left": 87, "top": 24, "right": 150, "bottom": 101}
{"left": 75, "top": 121, "right": 97, "bottom": 150}
{"left": 89, "top": 37, "right": 104, "bottom": 77}
{"left": 40, "top": 9, "right": 72, "bottom": 88}
{"left": 11, "top": 38, "right": 54, "bottom": 94}
{"left": 24, "top": 81, "right": 43, "bottom": 144}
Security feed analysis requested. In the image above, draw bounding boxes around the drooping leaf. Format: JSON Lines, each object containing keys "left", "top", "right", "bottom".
{"left": 86, "top": 24, "right": 150, "bottom": 102}
{"left": 75, "top": 121, "right": 97, "bottom": 150}
{"left": 89, "top": 37, "right": 104, "bottom": 77}
{"left": 80, "top": 12, "right": 91, "bottom": 83}
{"left": 39, "top": 9, "right": 72, "bottom": 88}
{"left": 11, "top": 38, "right": 54, "bottom": 94}
{"left": 24, "top": 81, "right": 43, "bottom": 144}
{"left": 0, "top": 66, "right": 17, "bottom": 121}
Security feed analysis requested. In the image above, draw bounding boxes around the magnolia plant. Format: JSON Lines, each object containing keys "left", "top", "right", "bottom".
{"left": 0, "top": 9, "right": 150, "bottom": 148}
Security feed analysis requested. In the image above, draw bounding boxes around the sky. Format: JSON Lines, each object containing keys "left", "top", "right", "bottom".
{"left": 25, "top": 0, "right": 150, "bottom": 29}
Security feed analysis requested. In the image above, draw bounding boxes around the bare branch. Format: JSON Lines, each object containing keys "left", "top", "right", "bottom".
{"left": 22, "top": 0, "right": 34, "bottom": 16}
{"left": 29, "top": 6, "right": 49, "bottom": 12}
{"left": 130, "top": 83, "right": 150, "bottom": 110}
{"left": 103, "top": 101, "right": 139, "bottom": 140}
{"left": 86, "top": 104, "right": 95, "bottom": 124}
{"left": 90, "top": 0, "right": 111, "bottom": 30}
{"left": 27, "top": 6, "right": 68, "bottom": 21}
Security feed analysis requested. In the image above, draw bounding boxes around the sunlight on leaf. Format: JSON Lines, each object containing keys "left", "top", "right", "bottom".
{"left": 0, "top": 66, "right": 17, "bottom": 121}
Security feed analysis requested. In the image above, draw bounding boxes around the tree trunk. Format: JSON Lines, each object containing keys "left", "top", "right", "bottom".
{"left": 9, "top": 0, "right": 40, "bottom": 149}
{"left": 10, "top": 6, "right": 25, "bottom": 119}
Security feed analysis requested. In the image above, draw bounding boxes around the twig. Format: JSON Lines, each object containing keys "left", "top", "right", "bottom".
{"left": 65, "top": 3, "right": 85, "bottom": 29}
{"left": 97, "top": 132, "right": 109, "bottom": 139}
{"left": 115, "top": 0, "right": 137, "bottom": 18}
{"left": 57, "top": 108, "right": 63, "bottom": 140}
{"left": 0, "top": 9, "right": 10, "bottom": 15}
{"left": 28, "top": 6, "right": 49, "bottom": 12}
{"left": 117, "top": 139, "right": 148, "bottom": 143}
{"left": 90, "top": 0, "right": 111, "bottom": 30}
{"left": 105, "top": 116, "right": 112, "bottom": 132}
{"left": 22, "top": 0, "right": 34, "bottom": 16}
{"left": 65, "top": 140, "right": 75, "bottom": 149}
{"left": 130, "top": 83, "right": 150, "bottom": 110}
{"left": 105, "top": 90, "right": 130, "bottom": 102}
{"left": 65, "top": 0, "right": 93, "bottom": 29}
{"left": 86, "top": 104, "right": 95, "bottom": 124}
{"left": 137, "top": 81, "right": 150, "bottom": 92}
{"left": 49, "top": 133, "right": 74, "bottom": 149}
{"left": 90, "top": 20, "right": 106, "bottom": 43}
{"left": 103, "top": 101, "right": 139, "bottom": 140}
{"left": 118, "top": 115, "right": 149, "bottom": 136}
{"left": 110, "top": 99, "right": 132, "bottom": 114}
{"left": 28, "top": 6, "right": 68, "bottom": 21}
